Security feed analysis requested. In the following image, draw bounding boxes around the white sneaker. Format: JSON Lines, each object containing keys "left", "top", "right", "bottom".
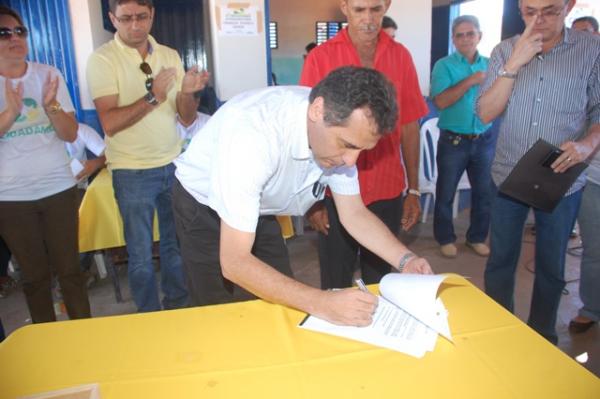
{"left": 440, "top": 243, "right": 458, "bottom": 258}
{"left": 466, "top": 242, "right": 490, "bottom": 257}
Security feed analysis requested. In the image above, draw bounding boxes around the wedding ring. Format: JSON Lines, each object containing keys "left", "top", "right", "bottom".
{"left": 566, "top": 157, "right": 572, "bottom": 162}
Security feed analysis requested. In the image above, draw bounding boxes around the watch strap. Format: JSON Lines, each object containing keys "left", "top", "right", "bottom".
{"left": 398, "top": 252, "right": 416, "bottom": 273}
{"left": 144, "top": 91, "right": 159, "bottom": 106}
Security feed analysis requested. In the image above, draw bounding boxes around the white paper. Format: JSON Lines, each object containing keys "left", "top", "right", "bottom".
{"left": 70, "top": 158, "right": 84, "bottom": 177}
{"left": 299, "top": 273, "right": 454, "bottom": 357}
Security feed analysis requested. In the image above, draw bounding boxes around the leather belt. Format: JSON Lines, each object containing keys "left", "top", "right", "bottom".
{"left": 443, "top": 130, "right": 481, "bottom": 140}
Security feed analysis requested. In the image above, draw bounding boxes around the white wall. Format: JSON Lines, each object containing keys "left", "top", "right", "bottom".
{"left": 68, "top": 0, "right": 113, "bottom": 110}
{"left": 209, "top": 0, "right": 268, "bottom": 100}
{"left": 387, "top": 0, "right": 432, "bottom": 95}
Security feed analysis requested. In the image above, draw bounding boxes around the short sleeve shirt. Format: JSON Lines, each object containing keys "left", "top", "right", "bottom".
{"left": 87, "top": 34, "right": 183, "bottom": 170}
{"left": 300, "top": 29, "right": 428, "bottom": 205}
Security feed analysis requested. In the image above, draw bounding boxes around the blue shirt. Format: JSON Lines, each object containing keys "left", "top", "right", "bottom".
{"left": 431, "top": 51, "right": 491, "bottom": 134}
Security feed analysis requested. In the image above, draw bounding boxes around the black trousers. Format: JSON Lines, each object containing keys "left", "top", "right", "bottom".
{"left": 318, "top": 195, "right": 403, "bottom": 289}
{"left": 172, "top": 180, "right": 293, "bottom": 306}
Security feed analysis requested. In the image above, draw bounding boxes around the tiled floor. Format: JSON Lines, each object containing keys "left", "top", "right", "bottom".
{"left": 0, "top": 208, "right": 598, "bottom": 377}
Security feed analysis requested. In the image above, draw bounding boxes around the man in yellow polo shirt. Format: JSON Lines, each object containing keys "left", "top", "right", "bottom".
{"left": 86, "top": 0, "right": 208, "bottom": 312}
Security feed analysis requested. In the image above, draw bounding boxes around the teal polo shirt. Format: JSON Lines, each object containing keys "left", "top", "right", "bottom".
{"left": 431, "top": 51, "right": 491, "bottom": 134}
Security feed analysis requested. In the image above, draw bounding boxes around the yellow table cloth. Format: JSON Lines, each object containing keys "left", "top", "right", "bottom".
{"left": 78, "top": 169, "right": 294, "bottom": 253}
{"left": 1, "top": 276, "right": 598, "bottom": 398}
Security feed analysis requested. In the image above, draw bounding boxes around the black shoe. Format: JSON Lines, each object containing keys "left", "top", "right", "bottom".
{"left": 568, "top": 318, "right": 596, "bottom": 334}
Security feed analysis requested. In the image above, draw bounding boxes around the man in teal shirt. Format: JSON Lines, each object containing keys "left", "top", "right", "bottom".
{"left": 431, "top": 15, "right": 496, "bottom": 258}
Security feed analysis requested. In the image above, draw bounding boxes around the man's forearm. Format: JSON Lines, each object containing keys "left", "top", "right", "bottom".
{"left": 334, "top": 194, "right": 411, "bottom": 271}
{"left": 581, "top": 123, "right": 600, "bottom": 158}
{"left": 98, "top": 97, "right": 156, "bottom": 137}
{"left": 478, "top": 77, "right": 515, "bottom": 124}
{"left": 434, "top": 77, "right": 475, "bottom": 110}
{"left": 400, "top": 121, "right": 420, "bottom": 190}
{"left": 176, "top": 92, "right": 199, "bottom": 125}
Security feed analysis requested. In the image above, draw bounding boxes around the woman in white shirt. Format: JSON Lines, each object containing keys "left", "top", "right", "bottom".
{"left": 0, "top": 6, "right": 90, "bottom": 323}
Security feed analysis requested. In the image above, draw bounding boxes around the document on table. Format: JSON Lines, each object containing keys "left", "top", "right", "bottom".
{"left": 299, "top": 273, "right": 454, "bottom": 358}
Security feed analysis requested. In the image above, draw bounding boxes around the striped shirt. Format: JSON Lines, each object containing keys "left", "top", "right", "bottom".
{"left": 478, "top": 28, "right": 600, "bottom": 195}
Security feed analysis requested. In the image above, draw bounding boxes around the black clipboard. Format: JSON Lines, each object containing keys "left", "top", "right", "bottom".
{"left": 498, "top": 139, "right": 588, "bottom": 212}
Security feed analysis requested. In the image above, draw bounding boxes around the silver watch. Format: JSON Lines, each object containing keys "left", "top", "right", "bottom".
{"left": 398, "top": 252, "right": 416, "bottom": 272}
{"left": 498, "top": 68, "right": 517, "bottom": 79}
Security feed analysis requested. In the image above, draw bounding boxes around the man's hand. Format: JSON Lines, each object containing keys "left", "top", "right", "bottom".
{"left": 403, "top": 256, "right": 434, "bottom": 275}
{"left": 506, "top": 15, "right": 543, "bottom": 72}
{"left": 306, "top": 201, "right": 330, "bottom": 235}
{"left": 552, "top": 140, "right": 595, "bottom": 173}
{"left": 469, "top": 71, "right": 486, "bottom": 86}
{"left": 42, "top": 72, "right": 59, "bottom": 109}
{"left": 75, "top": 156, "right": 106, "bottom": 181}
{"left": 152, "top": 67, "right": 177, "bottom": 103}
{"left": 401, "top": 194, "right": 421, "bottom": 231}
{"left": 182, "top": 66, "right": 209, "bottom": 94}
{"left": 313, "top": 288, "right": 378, "bottom": 327}
{"left": 4, "top": 78, "right": 23, "bottom": 118}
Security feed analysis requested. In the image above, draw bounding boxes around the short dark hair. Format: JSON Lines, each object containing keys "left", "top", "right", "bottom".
{"left": 109, "top": 0, "right": 154, "bottom": 13}
{"left": 382, "top": 16, "right": 397, "bottom": 30}
{"left": 305, "top": 42, "right": 317, "bottom": 53}
{"left": 309, "top": 66, "right": 398, "bottom": 136}
{"left": 573, "top": 16, "right": 599, "bottom": 33}
{"left": 0, "top": 5, "right": 24, "bottom": 26}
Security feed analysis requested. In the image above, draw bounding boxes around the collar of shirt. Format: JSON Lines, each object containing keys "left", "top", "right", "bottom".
{"left": 113, "top": 32, "right": 156, "bottom": 56}
{"left": 290, "top": 100, "right": 312, "bottom": 161}
{"left": 452, "top": 50, "right": 483, "bottom": 65}
{"left": 334, "top": 28, "right": 394, "bottom": 66}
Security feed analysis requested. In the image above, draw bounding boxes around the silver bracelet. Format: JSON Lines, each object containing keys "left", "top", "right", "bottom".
{"left": 398, "top": 252, "right": 416, "bottom": 273}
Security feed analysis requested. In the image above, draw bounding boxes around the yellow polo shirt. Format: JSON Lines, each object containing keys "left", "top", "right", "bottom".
{"left": 87, "top": 34, "right": 183, "bottom": 170}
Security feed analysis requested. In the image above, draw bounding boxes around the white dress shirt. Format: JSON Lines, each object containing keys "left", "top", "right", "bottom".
{"left": 175, "top": 86, "right": 359, "bottom": 233}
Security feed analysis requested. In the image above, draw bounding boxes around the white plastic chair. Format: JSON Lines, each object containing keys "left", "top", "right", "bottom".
{"left": 418, "top": 117, "right": 470, "bottom": 223}
{"left": 418, "top": 118, "right": 440, "bottom": 223}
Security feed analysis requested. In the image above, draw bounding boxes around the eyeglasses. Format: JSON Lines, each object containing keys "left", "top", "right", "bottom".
{"left": 115, "top": 13, "right": 151, "bottom": 24}
{"left": 520, "top": 5, "right": 565, "bottom": 20}
{"left": 139, "top": 62, "right": 153, "bottom": 91}
{"left": 0, "top": 26, "right": 28, "bottom": 40}
{"left": 454, "top": 30, "right": 478, "bottom": 40}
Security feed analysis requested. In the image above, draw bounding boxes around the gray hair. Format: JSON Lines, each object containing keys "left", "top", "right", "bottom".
{"left": 452, "top": 15, "right": 481, "bottom": 35}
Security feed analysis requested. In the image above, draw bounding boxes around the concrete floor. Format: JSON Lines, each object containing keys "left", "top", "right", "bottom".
{"left": 0, "top": 207, "right": 598, "bottom": 378}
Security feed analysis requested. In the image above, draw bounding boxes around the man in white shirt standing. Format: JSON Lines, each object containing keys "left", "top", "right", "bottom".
{"left": 173, "top": 67, "right": 433, "bottom": 326}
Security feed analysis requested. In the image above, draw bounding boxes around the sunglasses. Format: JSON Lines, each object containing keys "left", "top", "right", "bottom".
{"left": 0, "top": 26, "right": 28, "bottom": 40}
{"left": 139, "top": 62, "right": 153, "bottom": 91}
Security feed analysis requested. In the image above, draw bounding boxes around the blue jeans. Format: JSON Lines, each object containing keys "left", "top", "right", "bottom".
{"left": 113, "top": 163, "right": 188, "bottom": 312}
{"left": 578, "top": 181, "right": 600, "bottom": 322}
{"left": 484, "top": 186, "right": 582, "bottom": 344}
{"left": 433, "top": 129, "right": 496, "bottom": 245}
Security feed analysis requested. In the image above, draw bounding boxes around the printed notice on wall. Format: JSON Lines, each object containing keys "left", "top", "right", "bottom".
{"left": 217, "top": 3, "right": 260, "bottom": 36}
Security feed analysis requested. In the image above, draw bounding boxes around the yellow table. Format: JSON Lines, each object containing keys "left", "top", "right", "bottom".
{"left": 1, "top": 276, "right": 598, "bottom": 399}
{"left": 78, "top": 169, "right": 294, "bottom": 253}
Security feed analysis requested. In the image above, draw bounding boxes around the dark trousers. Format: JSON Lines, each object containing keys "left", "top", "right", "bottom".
{"left": 172, "top": 180, "right": 292, "bottom": 306}
{"left": 0, "top": 186, "right": 91, "bottom": 323}
{"left": 0, "top": 235, "right": 10, "bottom": 277}
{"left": 319, "top": 195, "right": 403, "bottom": 289}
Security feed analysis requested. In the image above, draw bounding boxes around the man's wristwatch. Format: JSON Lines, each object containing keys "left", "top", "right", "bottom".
{"left": 398, "top": 252, "right": 416, "bottom": 273}
{"left": 498, "top": 68, "right": 517, "bottom": 79}
{"left": 144, "top": 91, "right": 159, "bottom": 106}
{"left": 45, "top": 101, "right": 62, "bottom": 115}
{"left": 407, "top": 188, "right": 421, "bottom": 197}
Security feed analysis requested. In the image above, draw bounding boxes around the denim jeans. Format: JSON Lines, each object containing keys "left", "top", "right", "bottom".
{"left": 112, "top": 163, "right": 188, "bottom": 312}
{"left": 577, "top": 181, "right": 600, "bottom": 322}
{"left": 433, "top": 129, "right": 496, "bottom": 245}
{"left": 484, "top": 186, "right": 582, "bottom": 344}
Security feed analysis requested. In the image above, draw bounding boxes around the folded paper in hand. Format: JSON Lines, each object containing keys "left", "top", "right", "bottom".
{"left": 299, "top": 273, "right": 454, "bottom": 358}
